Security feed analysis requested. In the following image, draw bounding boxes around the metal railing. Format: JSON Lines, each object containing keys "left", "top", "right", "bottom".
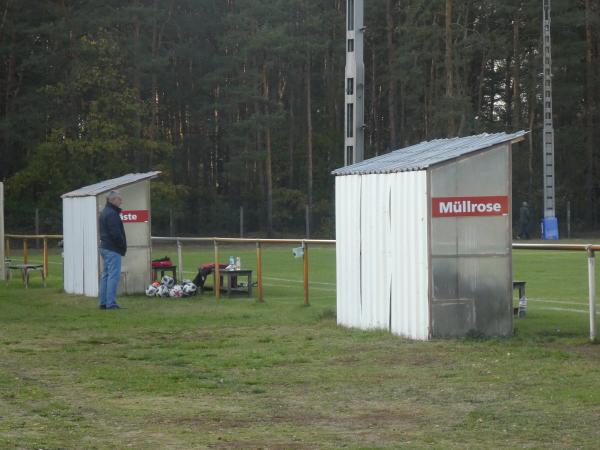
{"left": 513, "top": 243, "right": 597, "bottom": 342}
{"left": 4, "top": 234, "right": 597, "bottom": 341}
{"left": 5, "top": 234, "right": 63, "bottom": 278}
{"left": 151, "top": 237, "right": 336, "bottom": 305}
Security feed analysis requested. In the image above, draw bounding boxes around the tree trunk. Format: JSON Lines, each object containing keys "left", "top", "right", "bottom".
{"left": 504, "top": 56, "right": 513, "bottom": 129}
{"left": 385, "top": 0, "right": 397, "bottom": 148}
{"left": 585, "top": 0, "right": 596, "bottom": 226}
{"left": 527, "top": 71, "right": 536, "bottom": 199}
{"left": 288, "top": 89, "right": 295, "bottom": 187}
{"left": 262, "top": 64, "right": 273, "bottom": 237}
{"left": 512, "top": 9, "right": 521, "bottom": 130}
{"left": 306, "top": 54, "right": 313, "bottom": 235}
{"left": 445, "top": 0, "right": 455, "bottom": 135}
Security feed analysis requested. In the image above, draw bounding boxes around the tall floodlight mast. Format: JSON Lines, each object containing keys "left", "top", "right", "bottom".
{"left": 344, "top": 0, "right": 365, "bottom": 165}
{"left": 541, "top": 0, "right": 559, "bottom": 239}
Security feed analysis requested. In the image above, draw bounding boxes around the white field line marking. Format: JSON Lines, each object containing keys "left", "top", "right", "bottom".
{"left": 527, "top": 298, "right": 589, "bottom": 307}
{"left": 265, "top": 284, "right": 335, "bottom": 292}
{"left": 264, "top": 276, "right": 335, "bottom": 286}
{"left": 181, "top": 271, "right": 336, "bottom": 292}
{"left": 182, "top": 271, "right": 336, "bottom": 287}
{"left": 535, "top": 306, "right": 599, "bottom": 315}
{"left": 181, "top": 271, "right": 336, "bottom": 290}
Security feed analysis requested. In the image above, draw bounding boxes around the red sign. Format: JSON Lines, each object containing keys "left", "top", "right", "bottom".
{"left": 120, "top": 210, "right": 149, "bottom": 223}
{"left": 432, "top": 196, "right": 509, "bottom": 218}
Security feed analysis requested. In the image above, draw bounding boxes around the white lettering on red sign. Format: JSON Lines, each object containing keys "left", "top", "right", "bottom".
{"left": 120, "top": 210, "right": 149, "bottom": 223}
{"left": 432, "top": 196, "right": 508, "bottom": 218}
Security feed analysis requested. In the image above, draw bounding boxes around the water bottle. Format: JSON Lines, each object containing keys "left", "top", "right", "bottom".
{"left": 229, "top": 256, "right": 234, "bottom": 270}
{"left": 236, "top": 256, "right": 241, "bottom": 270}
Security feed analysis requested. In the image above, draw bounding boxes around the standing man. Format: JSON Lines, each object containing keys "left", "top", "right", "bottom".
{"left": 98, "top": 191, "right": 127, "bottom": 309}
{"left": 518, "top": 201, "right": 531, "bottom": 240}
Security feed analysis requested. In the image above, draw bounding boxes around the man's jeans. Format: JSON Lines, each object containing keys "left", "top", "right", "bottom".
{"left": 99, "top": 248, "right": 122, "bottom": 307}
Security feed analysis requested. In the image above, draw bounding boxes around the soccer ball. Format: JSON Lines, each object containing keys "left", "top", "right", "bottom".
{"left": 181, "top": 279, "right": 193, "bottom": 286}
{"left": 156, "top": 285, "right": 170, "bottom": 297}
{"left": 161, "top": 275, "right": 175, "bottom": 288}
{"left": 182, "top": 282, "right": 197, "bottom": 296}
{"left": 145, "top": 285, "right": 158, "bottom": 297}
{"left": 170, "top": 285, "right": 184, "bottom": 298}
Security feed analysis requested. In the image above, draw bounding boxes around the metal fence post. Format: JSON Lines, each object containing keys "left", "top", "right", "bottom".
{"left": 23, "top": 239, "right": 28, "bottom": 264}
{"left": 43, "top": 237, "right": 49, "bottom": 278}
{"left": 256, "top": 242, "right": 263, "bottom": 302}
{"left": 177, "top": 239, "right": 183, "bottom": 283}
{"left": 587, "top": 247, "right": 597, "bottom": 342}
{"left": 303, "top": 241, "right": 309, "bottom": 306}
{"left": 214, "top": 240, "right": 220, "bottom": 300}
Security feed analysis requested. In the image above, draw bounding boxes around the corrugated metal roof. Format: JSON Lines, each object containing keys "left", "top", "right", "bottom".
{"left": 61, "top": 171, "right": 161, "bottom": 198}
{"left": 332, "top": 131, "right": 527, "bottom": 176}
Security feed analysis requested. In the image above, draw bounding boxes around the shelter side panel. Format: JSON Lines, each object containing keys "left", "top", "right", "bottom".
{"left": 429, "top": 144, "right": 512, "bottom": 338}
{"left": 335, "top": 176, "right": 363, "bottom": 329}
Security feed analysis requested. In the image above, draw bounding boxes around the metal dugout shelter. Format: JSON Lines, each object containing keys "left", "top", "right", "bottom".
{"left": 332, "top": 132, "right": 527, "bottom": 340}
{"left": 62, "top": 172, "right": 160, "bottom": 297}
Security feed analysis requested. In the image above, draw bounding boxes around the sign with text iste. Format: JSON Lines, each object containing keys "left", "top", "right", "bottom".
{"left": 432, "top": 196, "right": 509, "bottom": 218}
{"left": 120, "top": 210, "right": 150, "bottom": 223}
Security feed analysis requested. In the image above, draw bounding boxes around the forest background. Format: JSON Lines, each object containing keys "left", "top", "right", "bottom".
{"left": 1, "top": 0, "right": 599, "bottom": 237}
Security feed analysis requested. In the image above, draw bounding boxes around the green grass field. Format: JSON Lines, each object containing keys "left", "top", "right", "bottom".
{"left": 1, "top": 245, "right": 599, "bottom": 449}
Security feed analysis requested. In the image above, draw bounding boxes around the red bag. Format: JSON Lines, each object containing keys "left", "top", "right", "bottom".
{"left": 152, "top": 257, "right": 173, "bottom": 268}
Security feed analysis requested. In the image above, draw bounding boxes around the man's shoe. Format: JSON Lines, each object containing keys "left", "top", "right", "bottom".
{"left": 106, "top": 305, "right": 121, "bottom": 309}
{"left": 99, "top": 305, "right": 107, "bottom": 310}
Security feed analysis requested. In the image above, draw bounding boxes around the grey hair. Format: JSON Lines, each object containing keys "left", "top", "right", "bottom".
{"left": 107, "top": 191, "right": 122, "bottom": 201}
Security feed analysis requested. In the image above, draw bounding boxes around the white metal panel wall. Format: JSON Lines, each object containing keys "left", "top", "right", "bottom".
{"left": 63, "top": 197, "right": 85, "bottom": 295}
{"left": 62, "top": 198, "right": 73, "bottom": 293}
{"left": 389, "top": 172, "right": 430, "bottom": 340}
{"left": 82, "top": 196, "right": 99, "bottom": 297}
{"left": 360, "top": 175, "right": 392, "bottom": 330}
{"left": 336, "top": 176, "right": 362, "bottom": 328}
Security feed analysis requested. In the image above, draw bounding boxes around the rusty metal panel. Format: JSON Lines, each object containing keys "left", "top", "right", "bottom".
{"left": 389, "top": 171, "right": 430, "bottom": 340}
{"left": 335, "top": 175, "right": 363, "bottom": 328}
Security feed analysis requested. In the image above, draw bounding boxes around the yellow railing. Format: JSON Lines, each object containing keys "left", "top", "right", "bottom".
{"left": 151, "top": 236, "right": 336, "bottom": 305}
{"left": 5, "top": 234, "right": 63, "bottom": 278}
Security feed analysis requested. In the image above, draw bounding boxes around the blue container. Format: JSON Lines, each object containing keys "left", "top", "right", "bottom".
{"left": 541, "top": 217, "right": 559, "bottom": 240}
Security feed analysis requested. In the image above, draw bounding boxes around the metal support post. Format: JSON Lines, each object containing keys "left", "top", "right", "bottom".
{"left": 214, "top": 240, "right": 220, "bottom": 300}
{"left": 43, "top": 238, "right": 49, "bottom": 278}
{"left": 256, "top": 242, "right": 263, "bottom": 302}
{"left": 177, "top": 240, "right": 183, "bottom": 283}
{"left": 303, "top": 241, "right": 309, "bottom": 306}
{"left": 587, "top": 247, "right": 597, "bottom": 342}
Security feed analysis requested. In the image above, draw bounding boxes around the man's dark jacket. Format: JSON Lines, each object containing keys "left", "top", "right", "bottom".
{"left": 99, "top": 202, "right": 127, "bottom": 256}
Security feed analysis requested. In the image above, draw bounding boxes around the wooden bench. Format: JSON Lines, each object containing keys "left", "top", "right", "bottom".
{"left": 217, "top": 269, "right": 253, "bottom": 298}
{"left": 8, "top": 263, "right": 46, "bottom": 288}
{"left": 513, "top": 280, "right": 527, "bottom": 317}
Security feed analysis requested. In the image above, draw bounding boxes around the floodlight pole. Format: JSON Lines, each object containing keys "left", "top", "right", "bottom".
{"left": 344, "top": 0, "right": 365, "bottom": 165}
{"left": 541, "top": 0, "right": 559, "bottom": 239}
